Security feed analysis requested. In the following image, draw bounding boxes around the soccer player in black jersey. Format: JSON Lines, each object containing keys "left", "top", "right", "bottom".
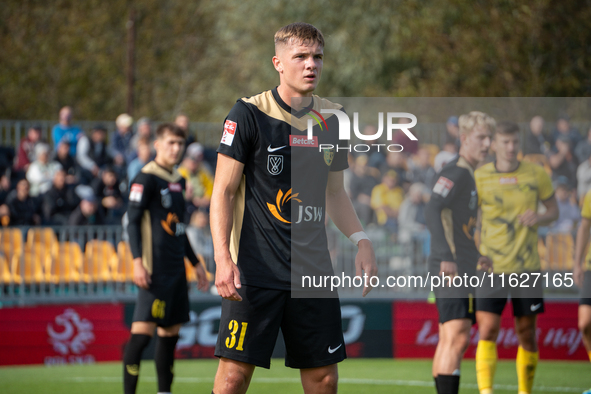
{"left": 210, "top": 23, "right": 377, "bottom": 394}
{"left": 122, "top": 123, "right": 209, "bottom": 394}
{"left": 426, "top": 111, "right": 495, "bottom": 394}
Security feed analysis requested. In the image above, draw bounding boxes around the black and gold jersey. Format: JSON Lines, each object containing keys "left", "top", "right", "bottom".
{"left": 217, "top": 87, "right": 348, "bottom": 290}
{"left": 127, "top": 161, "right": 199, "bottom": 281}
{"left": 426, "top": 156, "right": 480, "bottom": 273}
{"left": 581, "top": 190, "right": 591, "bottom": 271}
{"left": 475, "top": 161, "right": 554, "bottom": 273}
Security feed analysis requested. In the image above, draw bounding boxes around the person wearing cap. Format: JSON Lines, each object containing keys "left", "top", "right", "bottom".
{"left": 15, "top": 125, "right": 42, "bottom": 172}
{"left": 444, "top": 116, "right": 461, "bottom": 150}
{"left": 68, "top": 188, "right": 105, "bottom": 226}
{"left": 77, "top": 124, "right": 112, "bottom": 182}
{"left": 109, "top": 113, "right": 134, "bottom": 166}
{"left": 51, "top": 106, "right": 82, "bottom": 156}
{"left": 26, "top": 143, "right": 62, "bottom": 197}
{"left": 549, "top": 115, "right": 583, "bottom": 148}
{"left": 178, "top": 142, "right": 214, "bottom": 215}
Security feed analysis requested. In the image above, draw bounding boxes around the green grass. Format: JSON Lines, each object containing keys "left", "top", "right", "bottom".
{"left": 0, "top": 358, "right": 589, "bottom": 393}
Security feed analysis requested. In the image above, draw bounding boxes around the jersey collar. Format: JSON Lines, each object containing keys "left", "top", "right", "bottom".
{"left": 271, "top": 87, "right": 315, "bottom": 119}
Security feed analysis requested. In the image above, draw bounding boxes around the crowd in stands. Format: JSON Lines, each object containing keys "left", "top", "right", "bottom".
{"left": 1, "top": 108, "right": 590, "bottom": 262}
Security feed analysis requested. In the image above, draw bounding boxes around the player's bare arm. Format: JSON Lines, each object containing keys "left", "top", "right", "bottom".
{"left": 132, "top": 257, "right": 151, "bottom": 289}
{"left": 574, "top": 217, "right": 591, "bottom": 287}
{"left": 211, "top": 153, "right": 245, "bottom": 301}
{"left": 518, "top": 195, "right": 559, "bottom": 227}
{"left": 325, "top": 170, "right": 377, "bottom": 296}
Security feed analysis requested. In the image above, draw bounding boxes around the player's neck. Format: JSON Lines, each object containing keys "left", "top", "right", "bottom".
{"left": 459, "top": 153, "right": 478, "bottom": 169}
{"left": 277, "top": 84, "right": 313, "bottom": 110}
{"left": 154, "top": 157, "right": 174, "bottom": 173}
{"left": 495, "top": 158, "right": 519, "bottom": 173}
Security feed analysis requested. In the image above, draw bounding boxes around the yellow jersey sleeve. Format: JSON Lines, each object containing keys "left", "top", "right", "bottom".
{"left": 536, "top": 165, "right": 554, "bottom": 201}
{"left": 582, "top": 190, "right": 591, "bottom": 219}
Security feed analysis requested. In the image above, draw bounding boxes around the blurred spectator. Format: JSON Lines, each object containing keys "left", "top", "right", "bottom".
{"left": 523, "top": 116, "right": 549, "bottom": 155}
{"left": 548, "top": 178, "right": 580, "bottom": 234}
{"left": 407, "top": 147, "right": 436, "bottom": 190}
{"left": 77, "top": 124, "right": 112, "bottom": 183}
{"left": 444, "top": 116, "right": 461, "bottom": 150}
{"left": 109, "top": 113, "right": 134, "bottom": 166}
{"left": 175, "top": 114, "right": 194, "bottom": 145}
{"left": 0, "top": 174, "right": 10, "bottom": 205}
{"left": 26, "top": 143, "right": 62, "bottom": 196}
{"left": 577, "top": 155, "right": 591, "bottom": 201}
{"left": 549, "top": 115, "right": 582, "bottom": 147}
{"left": 398, "top": 182, "right": 431, "bottom": 254}
{"left": 42, "top": 169, "right": 80, "bottom": 225}
{"left": 370, "top": 170, "right": 405, "bottom": 234}
{"left": 575, "top": 126, "right": 591, "bottom": 163}
{"left": 178, "top": 143, "right": 214, "bottom": 216}
{"left": 127, "top": 139, "right": 152, "bottom": 183}
{"left": 433, "top": 150, "right": 457, "bottom": 174}
{"left": 354, "top": 125, "right": 386, "bottom": 169}
{"left": 5, "top": 179, "right": 41, "bottom": 226}
{"left": 15, "top": 126, "right": 42, "bottom": 172}
{"left": 54, "top": 140, "right": 78, "bottom": 185}
{"left": 68, "top": 191, "right": 104, "bottom": 226}
{"left": 130, "top": 117, "right": 154, "bottom": 159}
{"left": 91, "top": 167, "right": 124, "bottom": 223}
{"left": 380, "top": 151, "right": 408, "bottom": 186}
{"left": 392, "top": 116, "right": 418, "bottom": 155}
{"left": 349, "top": 154, "right": 380, "bottom": 225}
{"left": 549, "top": 135, "right": 578, "bottom": 189}
{"left": 187, "top": 208, "right": 214, "bottom": 270}
{"left": 51, "top": 106, "right": 82, "bottom": 156}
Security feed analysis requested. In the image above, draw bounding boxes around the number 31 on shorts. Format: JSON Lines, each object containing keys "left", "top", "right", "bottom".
{"left": 225, "top": 320, "right": 248, "bottom": 351}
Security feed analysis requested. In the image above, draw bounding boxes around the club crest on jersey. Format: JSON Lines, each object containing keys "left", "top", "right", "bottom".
{"left": 469, "top": 189, "right": 477, "bottom": 210}
{"left": 267, "top": 155, "right": 283, "bottom": 175}
{"left": 323, "top": 148, "right": 334, "bottom": 166}
{"left": 160, "top": 188, "right": 172, "bottom": 208}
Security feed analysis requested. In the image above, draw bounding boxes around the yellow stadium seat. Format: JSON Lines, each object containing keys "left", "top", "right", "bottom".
{"left": 116, "top": 241, "right": 134, "bottom": 282}
{"left": 0, "top": 228, "right": 23, "bottom": 282}
{"left": 0, "top": 254, "right": 11, "bottom": 284}
{"left": 545, "top": 233, "right": 574, "bottom": 271}
{"left": 538, "top": 237, "right": 549, "bottom": 271}
{"left": 83, "top": 240, "right": 118, "bottom": 282}
{"left": 22, "top": 228, "right": 58, "bottom": 283}
{"left": 52, "top": 242, "right": 83, "bottom": 283}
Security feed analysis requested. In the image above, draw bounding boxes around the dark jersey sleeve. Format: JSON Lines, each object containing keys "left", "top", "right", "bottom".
{"left": 184, "top": 235, "right": 200, "bottom": 266}
{"left": 127, "top": 172, "right": 154, "bottom": 259}
{"left": 216, "top": 100, "right": 258, "bottom": 164}
{"left": 425, "top": 167, "right": 464, "bottom": 263}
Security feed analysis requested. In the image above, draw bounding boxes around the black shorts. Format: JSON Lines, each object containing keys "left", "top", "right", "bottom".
{"left": 434, "top": 286, "right": 475, "bottom": 324}
{"left": 214, "top": 285, "right": 346, "bottom": 369}
{"left": 476, "top": 272, "right": 544, "bottom": 317}
{"left": 132, "top": 272, "right": 190, "bottom": 327}
{"left": 581, "top": 271, "right": 591, "bottom": 306}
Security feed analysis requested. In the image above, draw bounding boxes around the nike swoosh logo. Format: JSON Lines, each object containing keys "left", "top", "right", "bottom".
{"left": 268, "top": 145, "right": 286, "bottom": 152}
{"left": 328, "top": 344, "right": 342, "bottom": 354}
{"left": 530, "top": 303, "right": 542, "bottom": 311}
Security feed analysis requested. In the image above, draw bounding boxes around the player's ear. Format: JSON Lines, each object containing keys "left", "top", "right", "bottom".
{"left": 272, "top": 55, "right": 283, "bottom": 73}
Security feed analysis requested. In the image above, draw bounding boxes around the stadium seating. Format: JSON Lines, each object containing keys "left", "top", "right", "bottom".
{"left": 51, "top": 242, "right": 83, "bottom": 283}
{"left": 0, "top": 228, "right": 23, "bottom": 283}
{"left": 115, "top": 241, "right": 134, "bottom": 282}
{"left": 21, "top": 228, "right": 58, "bottom": 283}
{"left": 83, "top": 240, "right": 118, "bottom": 282}
{"left": 545, "top": 233, "right": 574, "bottom": 271}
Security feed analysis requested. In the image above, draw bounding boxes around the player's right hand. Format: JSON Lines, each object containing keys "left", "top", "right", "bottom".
{"left": 215, "top": 257, "right": 243, "bottom": 301}
{"left": 440, "top": 261, "right": 458, "bottom": 277}
{"left": 133, "top": 257, "right": 151, "bottom": 289}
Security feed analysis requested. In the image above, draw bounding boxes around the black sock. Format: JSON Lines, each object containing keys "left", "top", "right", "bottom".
{"left": 434, "top": 376, "right": 440, "bottom": 393}
{"left": 123, "top": 334, "right": 152, "bottom": 394}
{"left": 155, "top": 335, "right": 179, "bottom": 393}
{"left": 437, "top": 374, "right": 460, "bottom": 394}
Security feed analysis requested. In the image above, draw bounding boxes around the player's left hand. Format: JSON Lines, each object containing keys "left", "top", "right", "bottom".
{"left": 476, "top": 256, "right": 493, "bottom": 273}
{"left": 355, "top": 239, "right": 378, "bottom": 297}
{"left": 194, "top": 263, "right": 210, "bottom": 293}
{"left": 518, "top": 209, "right": 538, "bottom": 227}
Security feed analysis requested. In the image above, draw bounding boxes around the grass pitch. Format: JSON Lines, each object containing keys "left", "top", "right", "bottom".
{"left": 1, "top": 358, "right": 589, "bottom": 393}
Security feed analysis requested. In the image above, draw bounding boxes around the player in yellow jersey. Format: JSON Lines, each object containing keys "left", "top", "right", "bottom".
{"left": 474, "top": 121, "right": 558, "bottom": 394}
{"left": 574, "top": 189, "right": 591, "bottom": 394}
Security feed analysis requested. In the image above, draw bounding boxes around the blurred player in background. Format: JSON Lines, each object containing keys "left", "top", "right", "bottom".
{"left": 475, "top": 121, "right": 558, "bottom": 394}
{"left": 574, "top": 189, "right": 591, "bottom": 394}
{"left": 123, "top": 123, "right": 208, "bottom": 394}
{"left": 426, "top": 111, "right": 494, "bottom": 394}
{"left": 210, "top": 22, "right": 377, "bottom": 394}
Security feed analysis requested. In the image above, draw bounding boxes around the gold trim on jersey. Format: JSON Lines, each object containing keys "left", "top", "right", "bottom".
{"left": 441, "top": 208, "right": 456, "bottom": 259}
{"left": 229, "top": 175, "right": 246, "bottom": 264}
{"left": 141, "top": 161, "right": 183, "bottom": 183}
{"left": 141, "top": 211, "right": 153, "bottom": 274}
{"left": 456, "top": 156, "right": 475, "bottom": 179}
{"left": 241, "top": 90, "right": 343, "bottom": 132}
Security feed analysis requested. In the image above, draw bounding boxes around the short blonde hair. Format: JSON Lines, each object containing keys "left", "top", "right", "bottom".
{"left": 458, "top": 111, "right": 496, "bottom": 136}
{"left": 274, "top": 22, "right": 324, "bottom": 49}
